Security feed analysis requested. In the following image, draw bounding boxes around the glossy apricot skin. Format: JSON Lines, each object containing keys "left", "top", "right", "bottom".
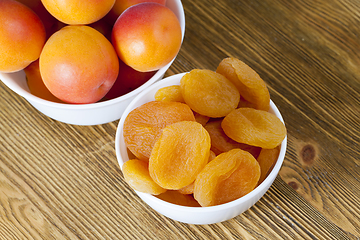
{"left": 41, "top": 0, "right": 115, "bottom": 24}
{"left": 111, "top": 3, "right": 182, "bottom": 72}
{"left": 105, "top": 0, "right": 166, "bottom": 25}
{"left": 24, "top": 60, "right": 63, "bottom": 103}
{"left": 0, "top": 0, "right": 46, "bottom": 73}
{"left": 39, "top": 26, "right": 119, "bottom": 104}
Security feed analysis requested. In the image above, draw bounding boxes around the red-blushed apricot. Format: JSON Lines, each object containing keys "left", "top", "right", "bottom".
{"left": 24, "top": 60, "right": 63, "bottom": 103}
{"left": 41, "top": 0, "right": 115, "bottom": 25}
{"left": 105, "top": 0, "right": 166, "bottom": 25}
{"left": 221, "top": 108, "right": 287, "bottom": 149}
{"left": 111, "top": 3, "right": 182, "bottom": 72}
{"left": 216, "top": 57, "right": 270, "bottom": 111}
{"left": 257, "top": 146, "right": 280, "bottom": 185}
{"left": 122, "top": 159, "right": 166, "bottom": 195}
{"left": 193, "top": 149, "right": 260, "bottom": 207}
{"left": 149, "top": 121, "right": 211, "bottom": 190}
{"left": 103, "top": 59, "right": 156, "bottom": 100}
{"left": 39, "top": 25, "right": 119, "bottom": 104}
{"left": 180, "top": 69, "right": 240, "bottom": 118}
{"left": 15, "top": 0, "right": 58, "bottom": 38}
{"left": 0, "top": 0, "right": 46, "bottom": 73}
{"left": 123, "top": 101, "right": 195, "bottom": 161}
{"left": 156, "top": 190, "right": 201, "bottom": 207}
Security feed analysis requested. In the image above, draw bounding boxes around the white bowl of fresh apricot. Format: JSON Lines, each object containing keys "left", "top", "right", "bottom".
{"left": 115, "top": 57, "right": 287, "bottom": 225}
{"left": 0, "top": 0, "right": 185, "bottom": 125}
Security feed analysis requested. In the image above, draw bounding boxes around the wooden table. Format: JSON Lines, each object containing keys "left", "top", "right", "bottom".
{"left": 1, "top": 0, "right": 360, "bottom": 239}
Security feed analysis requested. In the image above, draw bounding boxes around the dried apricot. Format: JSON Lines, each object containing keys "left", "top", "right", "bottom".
{"left": 149, "top": 121, "right": 211, "bottom": 190}
{"left": 156, "top": 191, "right": 201, "bottom": 207}
{"left": 154, "top": 85, "right": 184, "bottom": 103}
{"left": 216, "top": 57, "right": 270, "bottom": 111}
{"left": 257, "top": 146, "right": 280, "bottom": 184}
{"left": 194, "top": 112, "right": 210, "bottom": 126}
{"left": 122, "top": 159, "right": 167, "bottom": 195}
{"left": 222, "top": 108, "right": 286, "bottom": 149}
{"left": 194, "top": 149, "right": 260, "bottom": 207}
{"left": 123, "top": 101, "right": 195, "bottom": 161}
{"left": 177, "top": 150, "right": 217, "bottom": 195}
{"left": 180, "top": 69, "right": 240, "bottom": 118}
{"left": 204, "top": 120, "right": 261, "bottom": 158}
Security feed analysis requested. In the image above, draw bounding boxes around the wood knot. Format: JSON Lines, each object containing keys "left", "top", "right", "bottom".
{"left": 301, "top": 144, "right": 316, "bottom": 165}
{"left": 288, "top": 181, "right": 299, "bottom": 190}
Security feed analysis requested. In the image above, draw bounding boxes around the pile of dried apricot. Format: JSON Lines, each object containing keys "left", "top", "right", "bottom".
{"left": 122, "top": 57, "right": 286, "bottom": 207}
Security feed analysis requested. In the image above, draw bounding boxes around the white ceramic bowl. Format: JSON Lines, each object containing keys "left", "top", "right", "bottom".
{"left": 115, "top": 73, "right": 287, "bottom": 225}
{"left": 0, "top": 0, "right": 185, "bottom": 126}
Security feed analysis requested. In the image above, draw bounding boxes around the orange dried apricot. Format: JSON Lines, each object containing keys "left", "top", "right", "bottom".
{"left": 177, "top": 150, "right": 217, "bottom": 195}
{"left": 257, "top": 145, "right": 281, "bottom": 184}
{"left": 122, "top": 159, "right": 167, "bottom": 195}
{"left": 194, "top": 112, "right": 210, "bottom": 126}
{"left": 204, "top": 119, "right": 261, "bottom": 158}
{"left": 154, "top": 85, "right": 184, "bottom": 103}
{"left": 156, "top": 191, "right": 201, "bottom": 207}
{"left": 123, "top": 101, "right": 195, "bottom": 161}
{"left": 222, "top": 108, "right": 286, "bottom": 149}
{"left": 194, "top": 149, "right": 260, "bottom": 207}
{"left": 216, "top": 57, "right": 270, "bottom": 111}
{"left": 180, "top": 69, "right": 240, "bottom": 118}
{"left": 149, "top": 121, "right": 211, "bottom": 190}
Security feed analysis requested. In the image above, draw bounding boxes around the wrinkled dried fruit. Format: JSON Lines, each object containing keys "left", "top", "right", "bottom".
{"left": 257, "top": 146, "right": 280, "bottom": 184}
{"left": 222, "top": 108, "right": 286, "bottom": 149}
{"left": 180, "top": 69, "right": 240, "bottom": 118}
{"left": 194, "top": 149, "right": 260, "bottom": 207}
{"left": 194, "top": 112, "right": 210, "bottom": 126}
{"left": 123, "top": 101, "right": 195, "bottom": 160}
{"left": 155, "top": 85, "right": 184, "bottom": 102}
{"left": 204, "top": 120, "right": 261, "bottom": 158}
{"left": 156, "top": 190, "right": 201, "bottom": 207}
{"left": 149, "top": 121, "right": 211, "bottom": 190}
{"left": 122, "top": 159, "right": 167, "bottom": 195}
{"left": 216, "top": 57, "right": 270, "bottom": 111}
{"left": 177, "top": 150, "right": 217, "bottom": 195}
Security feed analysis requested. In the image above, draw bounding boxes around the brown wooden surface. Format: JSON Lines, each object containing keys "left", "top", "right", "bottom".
{"left": 1, "top": 0, "right": 360, "bottom": 239}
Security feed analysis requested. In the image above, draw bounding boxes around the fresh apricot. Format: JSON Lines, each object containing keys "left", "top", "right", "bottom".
{"left": 39, "top": 25, "right": 119, "bottom": 104}
{"left": 41, "top": 0, "right": 115, "bottom": 25}
{"left": 104, "top": 59, "right": 156, "bottom": 100}
{"left": 111, "top": 2, "right": 182, "bottom": 72}
{"left": 25, "top": 60, "right": 63, "bottom": 103}
{"left": 105, "top": 0, "right": 166, "bottom": 25}
{"left": 15, "top": 0, "right": 58, "bottom": 38}
{"left": 0, "top": 0, "right": 46, "bottom": 73}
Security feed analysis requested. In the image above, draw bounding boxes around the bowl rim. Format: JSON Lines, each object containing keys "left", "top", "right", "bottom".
{"left": 115, "top": 72, "right": 287, "bottom": 212}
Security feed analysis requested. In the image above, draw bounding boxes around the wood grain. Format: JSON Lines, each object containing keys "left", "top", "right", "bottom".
{"left": 1, "top": 0, "right": 360, "bottom": 239}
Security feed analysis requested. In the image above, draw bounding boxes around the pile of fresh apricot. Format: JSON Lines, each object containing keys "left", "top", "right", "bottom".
{"left": 122, "top": 57, "right": 287, "bottom": 207}
{"left": 0, "top": 0, "right": 182, "bottom": 104}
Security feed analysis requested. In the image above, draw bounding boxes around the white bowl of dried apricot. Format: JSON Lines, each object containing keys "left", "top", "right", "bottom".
{"left": 115, "top": 57, "right": 287, "bottom": 225}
